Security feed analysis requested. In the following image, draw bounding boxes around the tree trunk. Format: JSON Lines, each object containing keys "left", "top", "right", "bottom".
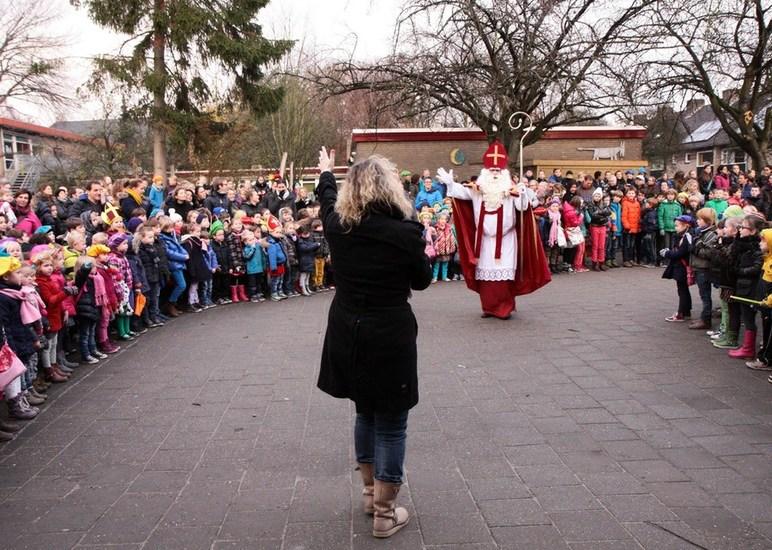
{"left": 152, "top": 0, "right": 167, "bottom": 183}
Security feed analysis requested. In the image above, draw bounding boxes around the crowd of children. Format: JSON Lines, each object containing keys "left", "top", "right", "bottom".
{"left": 0, "top": 162, "right": 771, "bottom": 440}
{"left": 0, "top": 174, "right": 335, "bottom": 440}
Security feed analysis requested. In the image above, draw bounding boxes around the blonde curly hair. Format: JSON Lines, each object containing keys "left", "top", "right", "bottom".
{"left": 335, "top": 155, "right": 414, "bottom": 227}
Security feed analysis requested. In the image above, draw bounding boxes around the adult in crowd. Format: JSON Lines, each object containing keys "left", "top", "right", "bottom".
{"left": 68, "top": 181, "right": 105, "bottom": 218}
{"left": 120, "top": 178, "right": 149, "bottom": 220}
{"left": 413, "top": 176, "right": 443, "bottom": 210}
{"left": 12, "top": 190, "right": 42, "bottom": 236}
{"left": 316, "top": 147, "right": 432, "bottom": 539}
{"left": 260, "top": 178, "right": 295, "bottom": 216}
{"left": 295, "top": 186, "right": 313, "bottom": 211}
{"left": 165, "top": 187, "right": 195, "bottom": 221}
{"left": 203, "top": 178, "right": 231, "bottom": 213}
{"left": 33, "top": 184, "right": 56, "bottom": 227}
{"left": 54, "top": 187, "right": 72, "bottom": 223}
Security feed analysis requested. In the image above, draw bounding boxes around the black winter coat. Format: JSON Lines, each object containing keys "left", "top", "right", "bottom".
{"left": 316, "top": 171, "right": 433, "bottom": 414}
{"left": 296, "top": 236, "right": 319, "bottom": 272}
{"left": 138, "top": 243, "right": 161, "bottom": 284}
{"left": 74, "top": 263, "right": 100, "bottom": 321}
{"left": 281, "top": 235, "right": 299, "bottom": 267}
{"left": 732, "top": 235, "right": 763, "bottom": 298}
{"left": 183, "top": 236, "right": 212, "bottom": 282}
{"left": 0, "top": 281, "right": 37, "bottom": 360}
{"left": 211, "top": 240, "right": 231, "bottom": 273}
{"left": 153, "top": 240, "right": 171, "bottom": 280}
{"left": 260, "top": 191, "right": 296, "bottom": 216}
{"left": 662, "top": 231, "right": 692, "bottom": 282}
{"left": 710, "top": 237, "right": 735, "bottom": 288}
{"left": 203, "top": 192, "right": 231, "bottom": 214}
{"left": 587, "top": 202, "right": 611, "bottom": 226}
{"left": 127, "top": 250, "right": 149, "bottom": 293}
{"left": 68, "top": 196, "right": 103, "bottom": 219}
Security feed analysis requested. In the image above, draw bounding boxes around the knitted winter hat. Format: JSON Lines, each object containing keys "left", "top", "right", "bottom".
{"left": 108, "top": 233, "right": 128, "bottom": 250}
{"left": 126, "top": 217, "right": 144, "bottom": 233}
{"left": 87, "top": 244, "right": 110, "bottom": 258}
{"left": 209, "top": 219, "right": 224, "bottom": 236}
{"left": 723, "top": 205, "right": 744, "bottom": 219}
{"left": 592, "top": 187, "right": 603, "bottom": 198}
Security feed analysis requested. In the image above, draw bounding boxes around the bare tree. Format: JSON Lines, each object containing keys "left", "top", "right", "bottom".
{"left": 0, "top": 1, "right": 69, "bottom": 114}
{"left": 310, "top": 0, "right": 654, "bottom": 164}
{"left": 631, "top": 0, "right": 771, "bottom": 169}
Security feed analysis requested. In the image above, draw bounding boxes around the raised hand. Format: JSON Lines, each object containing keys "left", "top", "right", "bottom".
{"left": 436, "top": 167, "right": 454, "bottom": 186}
{"left": 318, "top": 147, "right": 334, "bottom": 174}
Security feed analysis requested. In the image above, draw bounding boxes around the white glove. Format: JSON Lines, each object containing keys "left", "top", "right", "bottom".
{"left": 659, "top": 248, "right": 669, "bottom": 258}
{"left": 436, "top": 167, "right": 454, "bottom": 186}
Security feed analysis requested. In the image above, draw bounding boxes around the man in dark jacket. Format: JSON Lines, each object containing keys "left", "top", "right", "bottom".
{"left": 203, "top": 179, "right": 231, "bottom": 213}
{"left": 68, "top": 181, "right": 105, "bottom": 219}
{"left": 260, "top": 179, "right": 296, "bottom": 216}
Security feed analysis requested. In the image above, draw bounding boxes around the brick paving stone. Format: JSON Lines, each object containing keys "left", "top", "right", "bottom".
{"left": 1, "top": 270, "right": 772, "bottom": 548}
{"left": 478, "top": 498, "right": 550, "bottom": 527}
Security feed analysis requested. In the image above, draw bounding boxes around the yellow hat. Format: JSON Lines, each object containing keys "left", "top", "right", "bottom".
{"left": 86, "top": 244, "right": 110, "bottom": 258}
{"left": 100, "top": 203, "right": 123, "bottom": 227}
{"left": 0, "top": 253, "right": 21, "bottom": 277}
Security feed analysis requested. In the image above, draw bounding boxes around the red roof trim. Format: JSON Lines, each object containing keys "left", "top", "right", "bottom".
{"left": 352, "top": 128, "right": 646, "bottom": 143}
{"left": 0, "top": 117, "right": 88, "bottom": 142}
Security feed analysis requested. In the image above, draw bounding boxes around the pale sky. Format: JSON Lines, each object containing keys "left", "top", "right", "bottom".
{"left": 22, "top": 0, "right": 402, "bottom": 125}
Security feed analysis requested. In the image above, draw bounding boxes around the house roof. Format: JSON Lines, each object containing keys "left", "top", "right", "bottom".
{"left": 351, "top": 126, "right": 647, "bottom": 143}
{"left": 0, "top": 117, "right": 87, "bottom": 142}
{"left": 682, "top": 120, "right": 722, "bottom": 145}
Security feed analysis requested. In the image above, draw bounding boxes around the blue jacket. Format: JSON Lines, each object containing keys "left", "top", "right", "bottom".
{"left": 266, "top": 236, "right": 287, "bottom": 271}
{"left": 610, "top": 202, "right": 623, "bottom": 237}
{"left": 414, "top": 188, "right": 443, "bottom": 210}
{"left": 642, "top": 207, "right": 658, "bottom": 233}
{"left": 242, "top": 243, "right": 265, "bottom": 275}
{"left": 158, "top": 232, "right": 189, "bottom": 272}
{"left": 204, "top": 247, "right": 218, "bottom": 272}
{"left": 147, "top": 185, "right": 165, "bottom": 217}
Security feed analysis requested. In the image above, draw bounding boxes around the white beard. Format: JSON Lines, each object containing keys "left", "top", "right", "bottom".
{"left": 477, "top": 168, "right": 512, "bottom": 210}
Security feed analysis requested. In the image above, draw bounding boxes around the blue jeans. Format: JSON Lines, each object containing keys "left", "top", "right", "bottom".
{"left": 622, "top": 232, "right": 638, "bottom": 263}
{"left": 201, "top": 279, "right": 213, "bottom": 305}
{"left": 606, "top": 234, "right": 618, "bottom": 263}
{"left": 355, "top": 411, "right": 409, "bottom": 484}
{"left": 282, "top": 266, "right": 295, "bottom": 294}
{"left": 169, "top": 270, "right": 186, "bottom": 303}
{"left": 148, "top": 282, "right": 161, "bottom": 319}
{"left": 78, "top": 318, "right": 97, "bottom": 358}
{"left": 270, "top": 273, "right": 283, "bottom": 295}
{"left": 695, "top": 270, "right": 712, "bottom": 323}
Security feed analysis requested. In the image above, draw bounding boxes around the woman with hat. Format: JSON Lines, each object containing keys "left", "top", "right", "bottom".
{"left": 315, "top": 147, "right": 432, "bottom": 539}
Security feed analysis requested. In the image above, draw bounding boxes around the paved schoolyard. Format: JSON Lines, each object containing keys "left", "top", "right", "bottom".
{"left": 1, "top": 268, "right": 772, "bottom": 549}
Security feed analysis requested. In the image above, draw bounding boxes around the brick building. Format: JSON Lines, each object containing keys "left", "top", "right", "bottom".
{"left": 0, "top": 118, "right": 88, "bottom": 190}
{"left": 349, "top": 126, "right": 648, "bottom": 180}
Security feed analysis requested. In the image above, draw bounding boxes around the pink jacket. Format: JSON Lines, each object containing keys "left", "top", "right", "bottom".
{"left": 562, "top": 201, "right": 582, "bottom": 228}
{"left": 713, "top": 174, "right": 730, "bottom": 190}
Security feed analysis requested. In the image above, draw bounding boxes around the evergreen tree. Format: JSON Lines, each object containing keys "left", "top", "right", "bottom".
{"left": 73, "top": 0, "right": 292, "bottom": 180}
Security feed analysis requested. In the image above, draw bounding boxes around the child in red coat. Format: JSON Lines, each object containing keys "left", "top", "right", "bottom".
{"left": 35, "top": 251, "right": 75, "bottom": 383}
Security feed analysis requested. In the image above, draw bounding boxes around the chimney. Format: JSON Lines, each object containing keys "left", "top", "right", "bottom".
{"left": 722, "top": 89, "right": 739, "bottom": 103}
{"left": 685, "top": 98, "right": 705, "bottom": 114}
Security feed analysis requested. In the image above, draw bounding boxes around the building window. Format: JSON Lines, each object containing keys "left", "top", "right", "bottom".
{"left": 721, "top": 149, "right": 747, "bottom": 171}
{"left": 697, "top": 150, "right": 713, "bottom": 166}
{"left": 683, "top": 153, "right": 691, "bottom": 164}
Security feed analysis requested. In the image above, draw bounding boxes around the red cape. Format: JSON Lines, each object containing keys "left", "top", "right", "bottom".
{"left": 452, "top": 197, "right": 551, "bottom": 296}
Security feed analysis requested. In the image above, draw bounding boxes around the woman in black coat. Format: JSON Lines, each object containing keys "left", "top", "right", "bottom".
{"left": 315, "top": 148, "right": 432, "bottom": 539}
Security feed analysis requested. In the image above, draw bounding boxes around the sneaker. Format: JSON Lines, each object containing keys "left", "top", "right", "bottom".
{"left": 270, "top": 294, "right": 281, "bottom": 302}
{"left": 82, "top": 356, "right": 99, "bottom": 364}
{"left": 250, "top": 296, "right": 261, "bottom": 303}
{"left": 710, "top": 332, "right": 723, "bottom": 341}
{"left": 746, "top": 359, "right": 772, "bottom": 371}
{"left": 768, "top": 374, "right": 772, "bottom": 384}
{"left": 58, "top": 364, "right": 74, "bottom": 374}
{"left": 431, "top": 278, "right": 438, "bottom": 284}
{"left": 92, "top": 350, "right": 108, "bottom": 359}
{"left": 706, "top": 329, "right": 721, "bottom": 336}
{"left": 257, "top": 295, "right": 266, "bottom": 302}
{"left": 665, "top": 313, "right": 685, "bottom": 322}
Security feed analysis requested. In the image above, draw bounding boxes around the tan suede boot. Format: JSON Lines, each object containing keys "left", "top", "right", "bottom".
{"left": 358, "top": 463, "right": 374, "bottom": 515}
{"left": 372, "top": 480, "right": 409, "bottom": 538}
